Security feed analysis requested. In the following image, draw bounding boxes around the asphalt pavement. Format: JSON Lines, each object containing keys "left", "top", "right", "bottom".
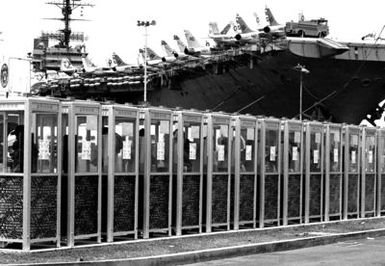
{"left": 185, "top": 235, "right": 385, "bottom": 266}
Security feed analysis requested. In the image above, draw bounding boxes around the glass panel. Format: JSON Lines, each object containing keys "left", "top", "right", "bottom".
{"left": 138, "top": 122, "right": 145, "bottom": 174}
{"left": 310, "top": 130, "right": 322, "bottom": 172}
{"left": 348, "top": 133, "right": 359, "bottom": 173}
{"left": 365, "top": 134, "right": 375, "bottom": 173}
{"left": 7, "top": 112, "right": 24, "bottom": 173}
{"left": 31, "top": 113, "right": 58, "bottom": 173}
{"left": 288, "top": 130, "right": 301, "bottom": 172}
{"left": 202, "top": 124, "right": 208, "bottom": 173}
{"left": 213, "top": 124, "right": 229, "bottom": 172}
{"left": 183, "top": 122, "right": 201, "bottom": 173}
{"left": 240, "top": 126, "right": 255, "bottom": 172}
{"left": 0, "top": 114, "right": 4, "bottom": 172}
{"left": 62, "top": 113, "right": 69, "bottom": 173}
{"left": 115, "top": 117, "right": 136, "bottom": 173}
{"left": 379, "top": 135, "right": 385, "bottom": 173}
{"left": 150, "top": 119, "right": 170, "bottom": 172}
{"left": 265, "top": 128, "right": 278, "bottom": 173}
{"left": 75, "top": 115, "right": 98, "bottom": 173}
{"left": 102, "top": 116, "right": 108, "bottom": 173}
{"left": 329, "top": 130, "right": 341, "bottom": 172}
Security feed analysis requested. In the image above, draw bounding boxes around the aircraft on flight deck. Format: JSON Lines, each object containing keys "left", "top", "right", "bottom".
{"left": 139, "top": 47, "right": 182, "bottom": 67}
{"left": 264, "top": 7, "right": 285, "bottom": 34}
{"left": 208, "top": 21, "right": 239, "bottom": 47}
{"left": 173, "top": 35, "right": 189, "bottom": 54}
{"left": 234, "top": 7, "right": 285, "bottom": 44}
{"left": 108, "top": 53, "right": 142, "bottom": 73}
{"left": 81, "top": 56, "right": 116, "bottom": 74}
{"left": 183, "top": 30, "right": 213, "bottom": 57}
{"left": 161, "top": 40, "right": 199, "bottom": 61}
{"left": 60, "top": 58, "right": 79, "bottom": 74}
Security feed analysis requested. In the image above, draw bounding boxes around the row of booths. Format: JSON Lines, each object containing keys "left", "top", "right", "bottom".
{"left": 0, "top": 97, "right": 384, "bottom": 250}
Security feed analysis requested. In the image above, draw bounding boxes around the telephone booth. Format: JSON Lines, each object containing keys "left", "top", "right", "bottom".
{"left": 324, "top": 123, "right": 343, "bottom": 221}
{"left": 0, "top": 97, "right": 61, "bottom": 251}
{"left": 343, "top": 125, "right": 361, "bottom": 219}
{"left": 232, "top": 114, "right": 258, "bottom": 230}
{"left": 360, "top": 126, "right": 376, "bottom": 217}
{"left": 140, "top": 107, "right": 173, "bottom": 238}
{"left": 61, "top": 100, "right": 102, "bottom": 247}
{"left": 102, "top": 104, "right": 139, "bottom": 242}
{"left": 377, "top": 128, "right": 385, "bottom": 216}
{"left": 282, "top": 119, "right": 303, "bottom": 226}
{"left": 304, "top": 121, "right": 324, "bottom": 223}
{"left": 173, "top": 110, "right": 204, "bottom": 236}
{"left": 258, "top": 117, "right": 281, "bottom": 227}
{"left": 205, "top": 112, "right": 232, "bottom": 232}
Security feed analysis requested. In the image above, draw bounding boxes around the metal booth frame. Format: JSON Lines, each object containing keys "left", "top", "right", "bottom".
{"left": 282, "top": 119, "right": 303, "bottom": 226}
{"left": 258, "top": 117, "right": 282, "bottom": 227}
{"left": 102, "top": 104, "right": 140, "bottom": 242}
{"left": 140, "top": 106, "right": 173, "bottom": 238}
{"left": 304, "top": 121, "right": 324, "bottom": 223}
{"left": 205, "top": 112, "right": 232, "bottom": 232}
{"left": 61, "top": 100, "right": 102, "bottom": 247}
{"left": 232, "top": 114, "right": 258, "bottom": 230}
{"left": 173, "top": 109, "right": 204, "bottom": 236}
{"left": 0, "top": 97, "right": 62, "bottom": 251}
{"left": 324, "top": 122, "right": 343, "bottom": 221}
{"left": 360, "top": 126, "right": 377, "bottom": 218}
{"left": 343, "top": 124, "right": 361, "bottom": 219}
{"left": 377, "top": 127, "right": 385, "bottom": 216}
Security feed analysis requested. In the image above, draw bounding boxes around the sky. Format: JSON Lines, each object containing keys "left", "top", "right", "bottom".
{"left": 1, "top": 0, "right": 385, "bottom": 65}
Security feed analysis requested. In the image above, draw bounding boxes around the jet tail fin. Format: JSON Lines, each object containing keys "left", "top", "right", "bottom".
{"left": 140, "top": 47, "right": 161, "bottom": 60}
{"left": 161, "top": 40, "right": 174, "bottom": 57}
{"left": 184, "top": 30, "right": 201, "bottom": 48}
{"left": 82, "top": 56, "right": 97, "bottom": 69}
{"left": 235, "top": 14, "right": 253, "bottom": 33}
{"left": 220, "top": 22, "right": 232, "bottom": 35}
{"left": 265, "top": 7, "right": 279, "bottom": 26}
{"left": 60, "top": 58, "right": 76, "bottom": 72}
{"left": 82, "top": 57, "right": 92, "bottom": 72}
{"left": 174, "top": 35, "right": 187, "bottom": 52}
{"left": 209, "top": 22, "right": 220, "bottom": 35}
{"left": 112, "top": 53, "right": 126, "bottom": 66}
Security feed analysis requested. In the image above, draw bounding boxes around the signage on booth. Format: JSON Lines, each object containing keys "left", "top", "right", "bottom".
{"left": 81, "top": 140, "right": 91, "bottom": 160}
{"left": 333, "top": 148, "right": 339, "bottom": 163}
{"left": 38, "top": 139, "right": 50, "bottom": 160}
{"left": 270, "top": 146, "right": 276, "bottom": 161}
{"left": 157, "top": 141, "right": 165, "bottom": 160}
{"left": 189, "top": 143, "right": 197, "bottom": 160}
{"left": 122, "top": 137, "right": 132, "bottom": 160}
{"left": 217, "top": 145, "right": 225, "bottom": 161}
{"left": 246, "top": 145, "right": 252, "bottom": 161}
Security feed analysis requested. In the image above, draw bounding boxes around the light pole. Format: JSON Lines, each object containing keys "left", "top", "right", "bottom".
{"left": 293, "top": 63, "right": 309, "bottom": 120}
{"left": 137, "top": 20, "right": 156, "bottom": 104}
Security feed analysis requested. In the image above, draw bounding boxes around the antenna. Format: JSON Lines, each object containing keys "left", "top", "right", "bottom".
{"left": 45, "top": 0, "right": 94, "bottom": 48}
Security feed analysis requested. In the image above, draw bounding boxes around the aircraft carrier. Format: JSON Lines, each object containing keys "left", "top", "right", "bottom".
{"left": 26, "top": 0, "right": 385, "bottom": 125}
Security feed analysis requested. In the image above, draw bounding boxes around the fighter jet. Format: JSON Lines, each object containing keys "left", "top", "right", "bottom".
{"left": 161, "top": 40, "right": 199, "bottom": 61}
{"left": 235, "top": 8, "right": 285, "bottom": 44}
{"left": 81, "top": 56, "right": 116, "bottom": 74}
{"left": 208, "top": 21, "right": 239, "bottom": 47}
{"left": 183, "top": 30, "right": 213, "bottom": 57}
{"left": 109, "top": 53, "right": 141, "bottom": 73}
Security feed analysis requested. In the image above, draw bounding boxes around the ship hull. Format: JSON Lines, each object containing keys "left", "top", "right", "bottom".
{"left": 39, "top": 49, "right": 385, "bottom": 125}
{"left": 135, "top": 50, "right": 385, "bottom": 124}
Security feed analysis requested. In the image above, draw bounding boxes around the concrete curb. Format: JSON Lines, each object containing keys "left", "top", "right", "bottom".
{"left": 21, "top": 227, "right": 385, "bottom": 266}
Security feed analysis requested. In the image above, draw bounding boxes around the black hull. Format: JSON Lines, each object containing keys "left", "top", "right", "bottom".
{"left": 40, "top": 50, "right": 385, "bottom": 125}
{"left": 137, "top": 50, "right": 385, "bottom": 124}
